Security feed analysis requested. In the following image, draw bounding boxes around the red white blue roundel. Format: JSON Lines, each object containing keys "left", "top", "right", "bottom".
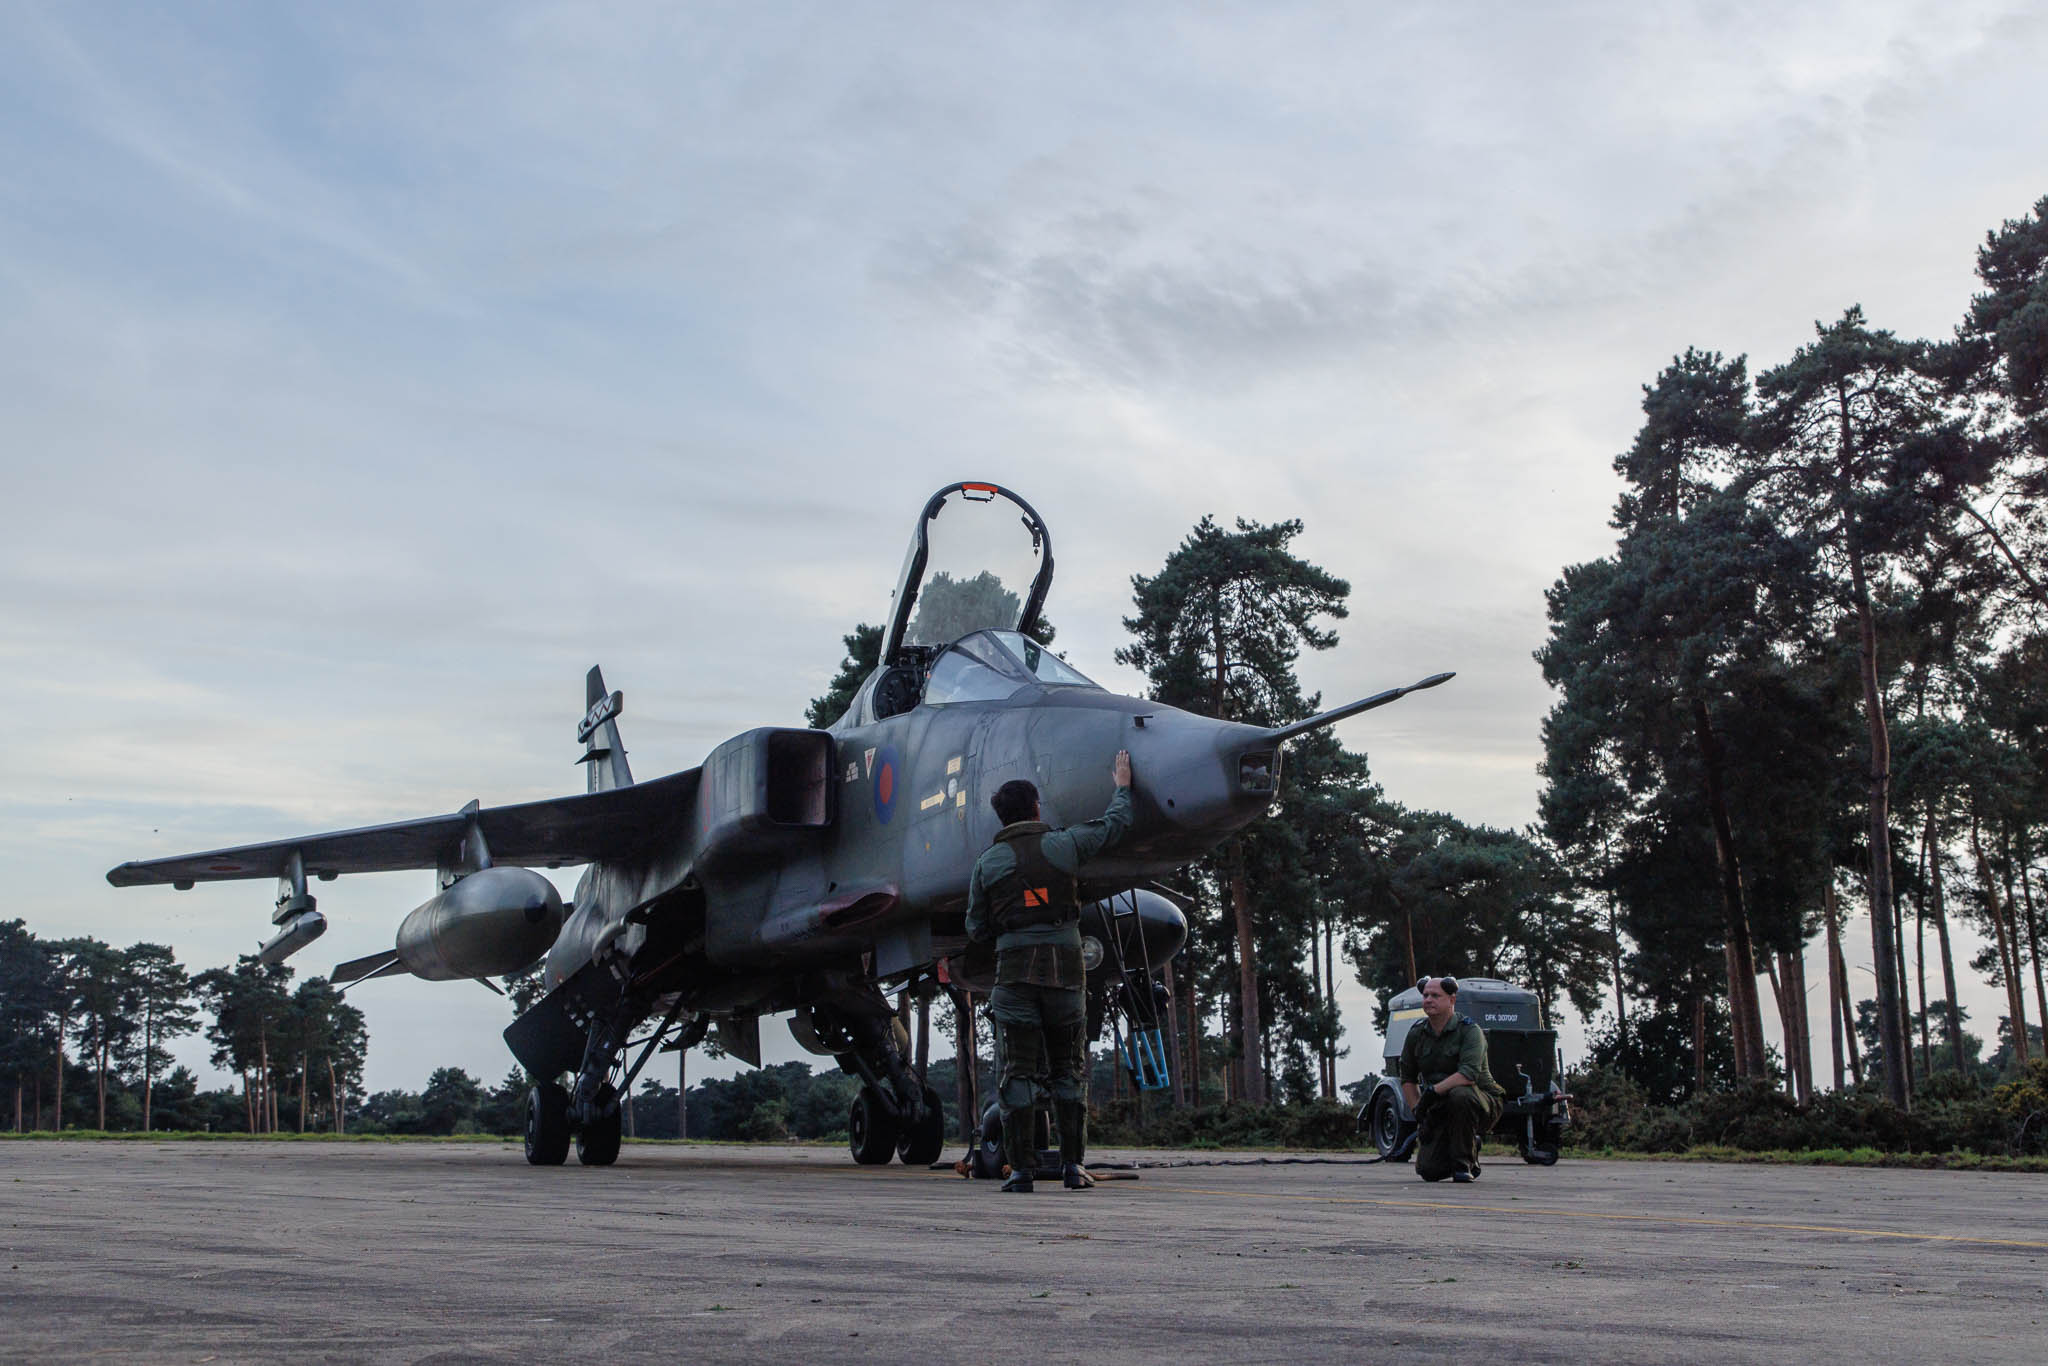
{"left": 872, "top": 745, "right": 901, "bottom": 824}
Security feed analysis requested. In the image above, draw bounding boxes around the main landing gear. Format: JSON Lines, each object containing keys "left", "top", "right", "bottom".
{"left": 524, "top": 1076, "right": 626, "bottom": 1167}
{"left": 794, "top": 988, "right": 945, "bottom": 1168}
{"left": 523, "top": 972, "right": 707, "bottom": 1168}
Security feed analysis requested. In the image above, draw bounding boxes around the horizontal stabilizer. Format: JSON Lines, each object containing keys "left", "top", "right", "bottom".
{"left": 332, "top": 949, "right": 404, "bottom": 990}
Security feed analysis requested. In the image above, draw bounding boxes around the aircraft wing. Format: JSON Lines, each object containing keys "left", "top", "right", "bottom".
{"left": 105, "top": 767, "right": 700, "bottom": 888}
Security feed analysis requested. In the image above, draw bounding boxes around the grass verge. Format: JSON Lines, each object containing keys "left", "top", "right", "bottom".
{"left": 1561, "top": 1144, "right": 2048, "bottom": 1173}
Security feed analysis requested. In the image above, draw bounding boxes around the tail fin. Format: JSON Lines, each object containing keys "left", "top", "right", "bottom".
{"left": 577, "top": 666, "right": 634, "bottom": 793}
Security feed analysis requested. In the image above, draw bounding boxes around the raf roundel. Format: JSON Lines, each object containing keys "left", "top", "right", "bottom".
{"left": 872, "top": 745, "right": 901, "bottom": 824}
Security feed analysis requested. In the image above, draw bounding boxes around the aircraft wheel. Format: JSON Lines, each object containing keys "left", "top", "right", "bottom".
{"left": 896, "top": 1084, "right": 946, "bottom": 1166}
{"left": 1369, "top": 1090, "right": 1413, "bottom": 1162}
{"left": 525, "top": 1082, "right": 571, "bottom": 1166}
{"left": 848, "top": 1088, "right": 899, "bottom": 1165}
{"left": 969, "top": 1104, "right": 1005, "bottom": 1179}
{"left": 576, "top": 1107, "right": 622, "bottom": 1166}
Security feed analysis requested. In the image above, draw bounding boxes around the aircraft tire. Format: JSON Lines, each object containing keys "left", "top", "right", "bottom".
{"left": 525, "top": 1082, "right": 571, "bottom": 1166}
{"left": 576, "top": 1107, "right": 623, "bottom": 1166}
{"left": 848, "top": 1088, "right": 899, "bottom": 1165}
{"left": 896, "top": 1084, "right": 946, "bottom": 1166}
{"left": 968, "top": 1105, "right": 1005, "bottom": 1179}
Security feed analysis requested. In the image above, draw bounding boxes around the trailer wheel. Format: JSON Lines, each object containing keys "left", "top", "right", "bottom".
{"left": 1520, "top": 1121, "right": 1562, "bottom": 1166}
{"left": 1369, "top": 1090, "right": 1413, "bottom": 1161}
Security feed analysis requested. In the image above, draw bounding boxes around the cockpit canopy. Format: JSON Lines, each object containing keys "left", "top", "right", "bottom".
{"left": 881, "top": 483, "right": 1054, "bottom": 666}
{"left": 920, "top": 630, "right": 1099, "bottom": 705}
{"left": 850, "top": 628, "right": 1098, "bottom": 725}
{"left": 827, "top": 483, "right": 1080, "bottom": 728}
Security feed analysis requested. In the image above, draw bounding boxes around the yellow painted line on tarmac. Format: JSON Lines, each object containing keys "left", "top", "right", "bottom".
{"left": 1143, "top": 1184, "right": 2048, "bottom": 1250}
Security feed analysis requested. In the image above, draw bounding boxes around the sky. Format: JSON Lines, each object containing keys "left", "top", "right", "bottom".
{"left": 3, "top": 1, "right": 2045, "bottom": 1098}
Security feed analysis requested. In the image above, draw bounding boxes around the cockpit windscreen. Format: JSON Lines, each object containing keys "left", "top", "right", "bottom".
{"left": 990, "top": 631, "right": 1098, "bottom": 687}
{"left": 901, "top": 488, "right": 1047, "bottom": 649}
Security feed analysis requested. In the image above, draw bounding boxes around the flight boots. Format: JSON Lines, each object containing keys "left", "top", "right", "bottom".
{"left": 1000, "top": 1106, "right": 1036, "bottom": 1192}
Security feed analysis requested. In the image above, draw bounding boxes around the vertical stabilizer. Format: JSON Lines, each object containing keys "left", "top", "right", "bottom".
{"left": 577, "top": 666, "right": 633, "bottom": 793}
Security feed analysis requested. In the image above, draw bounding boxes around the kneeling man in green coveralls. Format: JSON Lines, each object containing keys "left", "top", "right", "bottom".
{"left": 1399, "top": 976, "right": 1505, "bottom": 1183}
{"left": 964, "top": 751, "right": 1134, "bottom": 1193}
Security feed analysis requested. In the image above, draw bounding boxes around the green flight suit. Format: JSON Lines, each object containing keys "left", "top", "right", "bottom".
{"left": 1399, "top": 1013, "right": 1505, "bottom": 1181}
{"left": 965, "top": 787, "right": 1133, "bottom": 1172}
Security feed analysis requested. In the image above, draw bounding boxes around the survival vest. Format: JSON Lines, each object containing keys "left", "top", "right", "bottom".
{"left": 986, "top": 823, "right": 1080, "bottom": 934}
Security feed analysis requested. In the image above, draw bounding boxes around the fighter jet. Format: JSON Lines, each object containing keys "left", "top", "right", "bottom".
{"left": 108, "top": 482, "right": 1451, "bottom": 1168}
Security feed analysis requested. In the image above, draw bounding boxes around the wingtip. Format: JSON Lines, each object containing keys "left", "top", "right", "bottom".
{"left": 1415, "top": 671, "right": 1456, "bottom": 689}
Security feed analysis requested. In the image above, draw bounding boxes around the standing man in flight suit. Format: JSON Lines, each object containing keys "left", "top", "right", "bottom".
{"left": 965, "top": 751, "right": 1134, "bottom": 1193}
{"left": 1399, "top": 975, "right": 1505, "bottom": 1183}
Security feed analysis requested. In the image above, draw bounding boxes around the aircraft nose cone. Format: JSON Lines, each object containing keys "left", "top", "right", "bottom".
{"left": 1129, "top": 709, "right": 1279, "bottom": 838}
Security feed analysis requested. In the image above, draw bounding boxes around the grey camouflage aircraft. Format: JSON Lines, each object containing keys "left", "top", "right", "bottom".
{"left": 108, "top": 482, "right": 1451, "bottom": 1168}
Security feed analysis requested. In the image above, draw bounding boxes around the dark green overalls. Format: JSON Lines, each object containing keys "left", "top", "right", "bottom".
{"left": 1399, "top": 1014, "right": 1505, "bottom": 1181}
{"left": 964, "top": 788, "right": 1132, "bottom": 1175}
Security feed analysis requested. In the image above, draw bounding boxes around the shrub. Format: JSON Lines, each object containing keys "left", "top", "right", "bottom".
{"left": 1993, "top": 1058, "right": 2048, "bottom": 1155}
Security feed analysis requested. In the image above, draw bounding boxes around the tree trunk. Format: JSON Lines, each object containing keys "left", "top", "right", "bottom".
{"left": 1971, "top": 816, "right": 2030, "bottom": 1066}
{"left": 1691, "top": 697, "right": 1767, "bottom": 1077}
{"left": 1187, "top": 975, "right": 1203, "bottom": 1107}
{"left": 678, "top": 1048, "right": 687, "bottom": 1140}
{"left": 1999, "top": 827, "right": 2037, "bottom": 1054}
{"left": 1791, "top": 947, "right": 1815, "bottom": 1104}
{"left": 1765, "top": 957, "right": 1791, "bottom": 1097}
{"left": 1325, "top": 918, "right": 1339, "bottom": 1099}
{"left": 1609, "top": 886, "right": 1630, "bottom": 1068}
{"left": 1832, "top": 926, "right": 1863, "bottom": 1087}
{"left": 53, "top": 1008, "right": 65, "bottom": 1132}
{"left": 1825, "top": 879, "right": 1845, "bottom": 1091}
{"left": 242, "top": 1072, "right": 254, "bottom": 1134}
{"left": 1309, "top": 923, "right": 1326, "bottom": 1098}
{"left": 96, "top": 1033, "right": 107, "bottom": 1131}
{"left": 1927, "top": 813, "right": 1965, "bottom": 1071}
{"left": 142, "top": 1000, "right": 155, "bottom": 1133}
{"left": 1913, "top": 852, "right": 1931, "bottom": 1081}
{"left": 1833, "top": 382, "right": 1909, "bottom": 1105}
{"left": 2021, "top": 840, "right": 2048, "bottom": 1043}
{"left": 299, "top": 1052, "right": 309, "bottom": 1134}
{"left": 1228, "top": 849, "right": 1267, "bottom": 1105}
{"left": 1163, "top": 964, "right": 1187, "bottom": 1108}
{"left": 259, "top": 1030, "right": 273, "bottom": 1134}
{"left": 1892, "top": 877, "right": 1915, "bottom": 1095}
{"left": 1691, "top": 993, "right": 1706, "bottom": 1094}
{"left": 1397, "top": 891, "right": 1418, "bottom": 985}
{"left": 1723, "top": 941, "right": 1755, "bottom": 1084}
{"left": 327, "top": 1056, "right": 342, "bottom": 1134}
{"left": 1845, "top": 523, "right": 1908, "bottom": 1108}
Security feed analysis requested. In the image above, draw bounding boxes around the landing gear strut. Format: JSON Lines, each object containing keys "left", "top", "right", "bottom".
{"left": 804, "top": 986, "right": 943, "bottom": 1167}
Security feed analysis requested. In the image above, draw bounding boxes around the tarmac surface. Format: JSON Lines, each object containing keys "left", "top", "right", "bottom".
{"left": 2, "top": 1139, "right": 2043, "bottom": 1364}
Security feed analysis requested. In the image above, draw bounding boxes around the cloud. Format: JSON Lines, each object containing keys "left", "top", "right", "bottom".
{"left": 2, "top": 1, "right": 2042, "bottom": 1091}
